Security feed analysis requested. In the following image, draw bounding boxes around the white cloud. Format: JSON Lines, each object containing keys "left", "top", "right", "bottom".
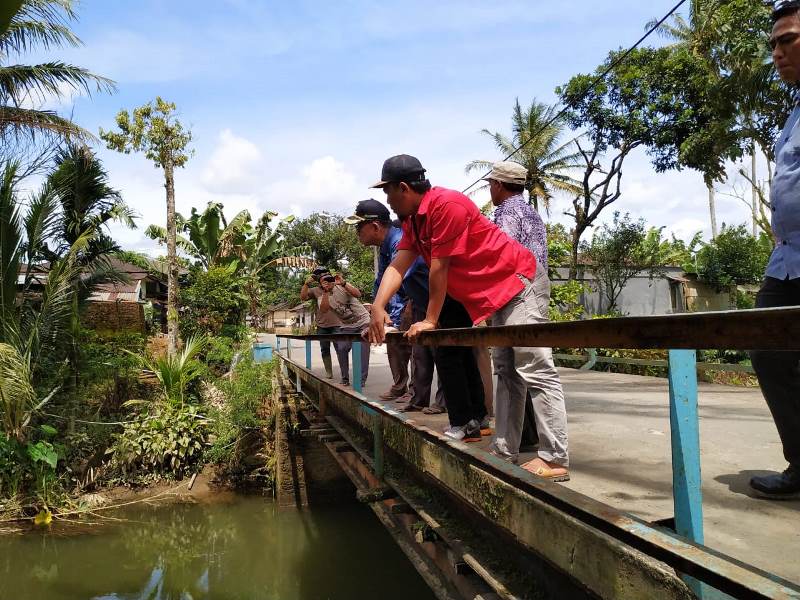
{"left": 201, "top": 129, "right": 262, "bottom": 194}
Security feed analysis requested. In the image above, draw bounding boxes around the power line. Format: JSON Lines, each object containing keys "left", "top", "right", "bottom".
{"left": 461, "top": 0, "right": 689, "bottom": 195}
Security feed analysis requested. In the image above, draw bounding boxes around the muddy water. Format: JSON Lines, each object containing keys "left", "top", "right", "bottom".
{"left": 0, "top": 495, "right": 436, "bottom": 599}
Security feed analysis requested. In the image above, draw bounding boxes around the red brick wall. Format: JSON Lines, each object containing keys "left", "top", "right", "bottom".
{"left": 82, "top": 301, "right": 145, "bottom": 333}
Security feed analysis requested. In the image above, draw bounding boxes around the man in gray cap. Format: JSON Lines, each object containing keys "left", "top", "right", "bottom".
{"left": 483, "top": 161, "right": 569, "bottom": 480}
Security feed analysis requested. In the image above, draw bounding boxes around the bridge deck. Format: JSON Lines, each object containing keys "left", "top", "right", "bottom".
{"left": 267, "top": 335, "right": 800, "bottom": 586}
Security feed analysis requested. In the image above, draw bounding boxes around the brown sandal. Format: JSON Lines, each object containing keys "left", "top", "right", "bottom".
{"left": 521, "top": 461, "right": 570, "bottom": 483}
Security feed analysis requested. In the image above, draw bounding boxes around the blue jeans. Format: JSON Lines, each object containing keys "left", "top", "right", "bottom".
{"left": 334, "top": 326, "right": 370, "bottom": 385}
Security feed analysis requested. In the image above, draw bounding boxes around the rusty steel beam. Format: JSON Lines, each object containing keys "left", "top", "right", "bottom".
{"left": 281, "top": 355, "right": 800, "bottom": 600}
{"left": 279, "top": 306, "right": 800, "bottom": 350}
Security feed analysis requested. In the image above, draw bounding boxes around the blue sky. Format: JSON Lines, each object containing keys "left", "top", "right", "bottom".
{"left": 34, "top": 0, "right": 762, "bottom": 253}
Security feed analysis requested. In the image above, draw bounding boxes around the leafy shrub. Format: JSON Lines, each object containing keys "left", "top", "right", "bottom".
{"left": 109, "top": 403, "right": 209, "bottom": 479}
{"left": 549, "top": 280, "right": 589, "bottom": 322}
{"left": 207, "top": 355, "right": 273, "bottom": 470}
{"left": 696, "top": 225, "right": 773, "bottom": 291}
{"left": 179, "top": 266, "right": 248, "bottom": 338}
{"left": 77, "top": 329, "right": 147, "bottom": 412}
{"left": 0, "top": 425, "right": 62, "bottom": 505}
{"left": 201, "top": 335, "right": 237, "bottom": 377}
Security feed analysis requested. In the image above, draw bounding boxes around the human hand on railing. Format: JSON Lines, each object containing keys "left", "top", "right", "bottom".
{"left": 369, "top": 306, "right": 388, "bottom": 345}
{"left": 405, "top": 319, "right": 436, "bottom": 342}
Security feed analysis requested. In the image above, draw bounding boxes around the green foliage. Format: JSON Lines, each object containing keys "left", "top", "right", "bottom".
{"left": 0, "top": 427, "right": 61, "bottom": 504}
{"left": 696, "top": 224, "right": 772, "bottom": 291}
{"left": 136, "top": 335, "right": 208, "bottom": 406}
{"left": 648, "top": 0, "right": 792, "bottom": 165}
{"left": 208, "top": 354, "right": 273, "bottom": 474}
{"left": 0, "top": 0, "right": 115, "bottom": 150}
{"left": 549, "top": 280, "right": 588, "bottom": 322}
{"left": 582, "top": 212, "right": 670, "bottom": 312}
{"left": 546, "top": 223, "right": 571, "bottom": 272}
{"left": 180, "top": 266, "right": 248, "bottom": 338}
{"left": 1, "top": 163, "right": 99, "bottom": 442}
{"left": 45, "top": 144, "right": 137, "bottom": 272}
{"left": 76, "top": 329, "right": 146, "bottom": 410}
{"left": 109, "top": 402, "right": 208, "bottom": 479}
{"left": 100, "top": 97, "right": 193, "bottom": 170}
{"left": 201, "top": 334, "right": 238, "bottom": 377}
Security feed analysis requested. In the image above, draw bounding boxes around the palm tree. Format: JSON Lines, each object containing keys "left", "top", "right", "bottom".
{"left": 466, "top": 98, "right": 583, "bottom": 214}
{"left": 0, "top": 0, "right": 115, "bottom": 154}
{"left": 0, "top": 161, "right": 90, "bottom": 442}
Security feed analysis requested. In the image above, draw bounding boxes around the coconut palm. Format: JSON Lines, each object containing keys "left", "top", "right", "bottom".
{"left": 466, "top": 98, "right": 583, "bottom": 214}
{"left": 0, "top": 0, "right": 114, "bottom": 152}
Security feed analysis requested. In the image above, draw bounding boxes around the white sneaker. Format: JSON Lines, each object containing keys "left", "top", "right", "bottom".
{"left": 443, "top": 420, "right": 481, "bottom": 442}
{"left": 489, "top": 438, "right": 518, "bottom": 463}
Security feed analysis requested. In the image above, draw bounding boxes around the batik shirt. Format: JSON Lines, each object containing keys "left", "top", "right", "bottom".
{"left": 492, "top": 193, "right": 548, "bottom": 271}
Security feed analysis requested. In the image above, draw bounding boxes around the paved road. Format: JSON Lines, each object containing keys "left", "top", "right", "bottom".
{"left": 267, "top": 335, "right": 800, "bottom": 585}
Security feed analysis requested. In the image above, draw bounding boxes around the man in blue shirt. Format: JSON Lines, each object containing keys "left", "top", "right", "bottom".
{"left": 347, "top": 199, "right": 428, "bottom": 402}
{"left": 749, "top": 1, "right": 800, "bottom": 499}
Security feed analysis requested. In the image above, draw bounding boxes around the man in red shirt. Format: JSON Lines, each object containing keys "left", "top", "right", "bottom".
{"left": 367, "top": 156, "right": 565, "bottom": 468}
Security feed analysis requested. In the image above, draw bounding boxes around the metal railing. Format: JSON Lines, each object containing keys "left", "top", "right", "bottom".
{"left": 274, "top": 306, "right": 800, "bottom": 599}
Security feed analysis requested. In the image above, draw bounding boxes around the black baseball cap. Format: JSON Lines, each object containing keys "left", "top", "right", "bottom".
{"left": 344, "top": 199, "right": 391, "bottom": 225}
{"left": 370, "top": 154, "right": 427, "bottom": 188}
{"left": 312, "top": 267, "right": 330, "bottom": 278}
{"left": 773, "top": 0, "right": 800, "bottom": 20}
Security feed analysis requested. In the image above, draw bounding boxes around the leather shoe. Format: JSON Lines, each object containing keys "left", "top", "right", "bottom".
{"left": 750, "top": 466, "right": 800, "bottom": 499}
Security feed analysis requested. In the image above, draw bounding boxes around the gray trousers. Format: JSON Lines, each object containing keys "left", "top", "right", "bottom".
{"left": 407, "top": 303, "right": 446, "bottom": 408}
{"left": 334, "top": 325, "right": 370, "bottom": 385}
{"left": 409, "top": 344, "right": 447, "bottom": 408}
{"left": 490, "top": 269, "right": 569, "bottom": 466}
{"left": 387, "top": 343, "right": 412, "bottom": 395}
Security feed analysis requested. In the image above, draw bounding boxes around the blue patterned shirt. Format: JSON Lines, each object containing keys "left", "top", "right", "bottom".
{"left": 374, "top": 225, "right": 430, "bottom": 326}
{"left": 492, "top": 194, "right": 548, "bottom": 270}
{"left": 767, "top": 93, "right": 800, "bottom": 280}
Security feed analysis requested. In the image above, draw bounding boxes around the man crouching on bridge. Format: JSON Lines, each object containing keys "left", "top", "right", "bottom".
{"left": 748, "top": 0, "right": 800, "bottom": 500}
{"left": 367, "top": 154, "right": 569, "bottom": 481}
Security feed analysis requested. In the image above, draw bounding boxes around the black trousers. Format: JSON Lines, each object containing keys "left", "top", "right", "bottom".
{"left": 435, "top": 296, "right": 486, "bottom": 427}
{"left": 750, "top": 276, "right": 800, "bottom": 468}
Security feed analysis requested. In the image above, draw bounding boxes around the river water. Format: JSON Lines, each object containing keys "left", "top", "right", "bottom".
{"left": 0, "top": 495, "right": 436, "bottom": 600}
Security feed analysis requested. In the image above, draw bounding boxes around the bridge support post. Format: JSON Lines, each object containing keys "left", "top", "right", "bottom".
{"left": 373, "top": 418, "right": 384, "bottom": 479}
{"left": 668, "top": 349, "right": 705, "bottom": 598}
{"left": 305, "top": 340, "right": 312, "bottom": 369}
{"left": 276, "top": 336, "right": 281, "bottom": 353}
{"left": 353, "top": 341, "right": 363, "bottom": 393}
{"left": 287, "top": 338, "right": 291, "bottom": 359}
